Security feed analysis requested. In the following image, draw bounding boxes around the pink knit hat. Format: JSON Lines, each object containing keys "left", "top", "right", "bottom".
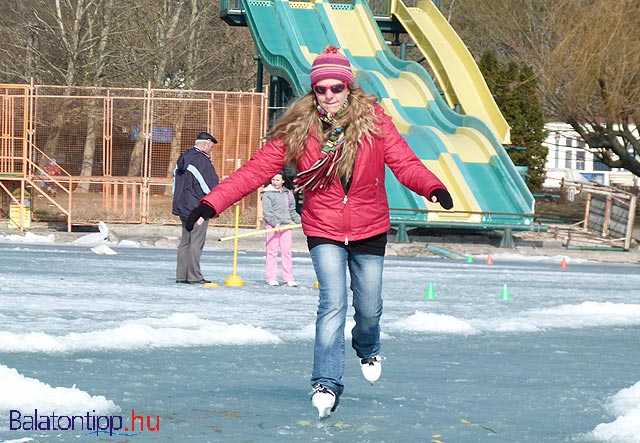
{"left": 310, "top": 46, "right": 355, "bottom": 84}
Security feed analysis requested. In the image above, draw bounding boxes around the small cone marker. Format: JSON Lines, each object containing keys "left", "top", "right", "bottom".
{"left": 425, "top": 282, "right": 436, "bottom": 300}
{"left": 560, "top": 257, "right": 568, "bottom": 269}
{"left": 500, "top": 283, "right": 511, "bottom": 301}
{"left": 466, "top": 254, "right": 474, "bottom": 264}
{"left": 486, "top": 254, "right": 494, "bottom": 265}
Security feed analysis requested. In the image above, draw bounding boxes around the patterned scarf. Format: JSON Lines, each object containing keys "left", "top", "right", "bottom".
{"left": 294, "top": 100, "right": 349, "bottom": 192}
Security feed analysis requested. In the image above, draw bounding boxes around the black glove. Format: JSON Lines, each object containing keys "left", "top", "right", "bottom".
{"left": 186, "top": 204, "right": 216, "bottom": 231}
{"left": 429, "top": 188, "right": 453, "bottom": 210}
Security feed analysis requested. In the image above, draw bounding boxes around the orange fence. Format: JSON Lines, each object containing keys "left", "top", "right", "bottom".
{"left": 0, "top": 83, "right": 268, "bottom": 231}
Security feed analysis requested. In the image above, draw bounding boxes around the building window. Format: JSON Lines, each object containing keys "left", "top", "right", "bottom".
{"left": 566, "top": 138, "right": 573, "bottom": 147}
{"left": 553, "top": 133, "right": 561, "bottom": 168}
{"left": 593, "top": 158, "right": 611, "bottom": 171}
{"left": 576, "top": 151, "right": 585, "bottom": 170}
{"left": 577, "top": 139, "right": 585, "bottom": 148}
{"left": 565, "top": 150, "right": 573, "bottom": 169}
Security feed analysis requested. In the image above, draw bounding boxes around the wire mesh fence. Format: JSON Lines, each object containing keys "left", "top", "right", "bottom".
{"left": 0, "top": 83, "right": 268, "bottom": 230}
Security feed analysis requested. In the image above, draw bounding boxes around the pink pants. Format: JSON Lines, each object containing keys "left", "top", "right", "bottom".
{"left": 265, "top": 225, "right": 295, "bottom": 283}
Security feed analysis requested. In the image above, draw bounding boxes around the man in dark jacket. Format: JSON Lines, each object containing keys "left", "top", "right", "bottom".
{"left": 172, "top": 132, "right": 219, "bottom": 284}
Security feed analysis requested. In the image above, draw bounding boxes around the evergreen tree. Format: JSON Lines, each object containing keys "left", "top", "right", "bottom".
{"left": 479, "top": 51, "right": 547, "bottom": 192}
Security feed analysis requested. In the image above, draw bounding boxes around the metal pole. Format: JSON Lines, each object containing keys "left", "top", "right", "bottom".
{"left": 224, "top": 204, "right": 245, "bottom": 286}
{"left": 218, "top": 223, "right": 302, "bottom": 242}
{"left": 255, "top": 56, "right": 263, "bottom": 92}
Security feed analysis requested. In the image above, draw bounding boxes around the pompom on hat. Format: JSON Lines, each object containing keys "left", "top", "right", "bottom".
{"left": 310, "top": 46, "right": 355, "bottom": 85}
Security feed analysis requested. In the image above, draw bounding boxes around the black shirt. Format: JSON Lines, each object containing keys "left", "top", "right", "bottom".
{"left": 307, "top": 233, "right": 387, "bottom": 256}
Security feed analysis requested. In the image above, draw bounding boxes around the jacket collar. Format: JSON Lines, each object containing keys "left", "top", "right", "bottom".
{"left": 263, "top": 184, "right": 284, "bottom": 192}
{"left": 193, "top": 146, "right": 211, "bottom": 159}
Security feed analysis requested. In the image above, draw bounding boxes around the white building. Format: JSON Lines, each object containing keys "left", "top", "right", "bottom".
{"left": 543, "top": 122, "right": 639, "bottom": 188}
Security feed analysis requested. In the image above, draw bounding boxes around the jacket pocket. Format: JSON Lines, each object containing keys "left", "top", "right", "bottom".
{"left": 374, "top": 177, "right": 382, "bottom": 204}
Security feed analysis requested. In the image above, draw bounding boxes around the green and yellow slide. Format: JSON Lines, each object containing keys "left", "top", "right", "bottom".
{"left": 238, "top": 0, "right": 535, "bottom": 230}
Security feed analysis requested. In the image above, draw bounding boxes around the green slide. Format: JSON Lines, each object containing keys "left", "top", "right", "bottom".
{"left": 239, "top": 0, "right": 535, "bottom": 229}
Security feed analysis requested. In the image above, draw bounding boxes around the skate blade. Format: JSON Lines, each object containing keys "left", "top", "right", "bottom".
{"left": 361, "top": 367, "right": 381, "bottom": 383}
{"left": 316, "top": 406, "right": 332, "bottom": 419}
{"left": 312, "top": 396, "right": 334, "bottom": 419}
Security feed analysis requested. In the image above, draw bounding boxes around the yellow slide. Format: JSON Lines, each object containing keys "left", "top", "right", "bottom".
{"left": 391, "top": 0, "right": 511, "bottom": 144}
{"left": 323, "top": 1, "right": 484, "bottom": 223}
{"left": 238, "top": 0, "right": 533, "bottom": 227}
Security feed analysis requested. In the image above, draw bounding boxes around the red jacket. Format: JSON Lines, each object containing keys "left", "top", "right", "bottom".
{"left": 201, "top": 104, "right": 447, "bottom": 243}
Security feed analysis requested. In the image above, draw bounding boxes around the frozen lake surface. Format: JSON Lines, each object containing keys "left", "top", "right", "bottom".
{"left": 0, "top": 241, "right": 639, "bottom": 442}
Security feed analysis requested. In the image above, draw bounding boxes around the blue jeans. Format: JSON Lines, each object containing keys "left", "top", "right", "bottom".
{"left": 309, "top": 244, "right": 384, "bottom": 396}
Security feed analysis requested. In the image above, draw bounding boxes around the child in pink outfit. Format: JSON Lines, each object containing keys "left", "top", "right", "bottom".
{"left": 262, "top": 172, "right": 301, "bottom": 287}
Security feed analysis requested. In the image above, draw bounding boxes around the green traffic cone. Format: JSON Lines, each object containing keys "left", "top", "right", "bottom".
{"left": 425, "top": 282, "right": 436, "bottom": 300}
{"left": 500, "top": 283, "right": 511, "bottom": 301}
{"left": 466, "top": 254, "right": 474, "bottom": 264}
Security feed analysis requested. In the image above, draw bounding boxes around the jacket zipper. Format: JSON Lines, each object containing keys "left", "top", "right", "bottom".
{"left": 343, "top": 195, "right": 349, "bottom": 245}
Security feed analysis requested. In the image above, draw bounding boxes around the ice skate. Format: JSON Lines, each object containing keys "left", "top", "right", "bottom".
{"left": 310, "top": 384, "right": 338, "bottom": 419}
{"left": 360, "top": 355, "right": 383, "bottom": 383}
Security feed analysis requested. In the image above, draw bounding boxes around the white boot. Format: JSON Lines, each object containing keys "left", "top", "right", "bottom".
{"left": 360, "top": 355, "right": 383, "bottom": 383}
{"left": 310, "top": 384, "right": 338, "bottom": 419}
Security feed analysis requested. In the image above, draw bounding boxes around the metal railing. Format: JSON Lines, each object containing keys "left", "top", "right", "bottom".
{"left": 0, "top": 83, "right": 268, "bottom": 231}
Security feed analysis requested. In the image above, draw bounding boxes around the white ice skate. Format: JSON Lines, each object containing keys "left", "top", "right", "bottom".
{"left": 360, "top": 355, "right": 384, "bottom": 383}
{"left": 310, "top": 384, "right": 338, "bottom": 419}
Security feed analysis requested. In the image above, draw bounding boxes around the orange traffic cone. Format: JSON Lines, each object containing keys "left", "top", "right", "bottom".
{"left": 560, "top": 257, "right": 568, "bottom": 269}
{"left": 485, "top": 254, "right": 494, "bottom": 265}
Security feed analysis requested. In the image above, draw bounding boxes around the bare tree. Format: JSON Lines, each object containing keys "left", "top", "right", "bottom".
{"left": 2, "top": 0, "right": 258, "bottom": 90}
{"left": 76, "top": 0, "right": 117, "bottom": 192}
{"left": 33, "top": 0, "right": 98, "bottom": 162}
{"left": 117, "top": 0, "right": 257, "bottom": 176}
{"left": 0, "top": 1, "right": 45, "bottom": 82}
{"left": 445, "top": 0, "right": 640, "bottom": 176}
{"left": 547, "top": 0, "right": 640, "bottom": 175}
{"left": 164, "top": 0, "right": 205, "bottom": 194}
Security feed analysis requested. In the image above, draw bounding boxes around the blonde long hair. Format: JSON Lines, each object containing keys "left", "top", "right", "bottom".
{"left": 268, "top": 84, "right": 382, "bottom": 183}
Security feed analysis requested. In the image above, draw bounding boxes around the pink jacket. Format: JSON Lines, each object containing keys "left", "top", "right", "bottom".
{"left": 201, "top": 104, "right": 447, "bottom": 243}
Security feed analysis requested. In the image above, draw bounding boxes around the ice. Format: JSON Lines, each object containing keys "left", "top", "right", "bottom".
{"left": 0, "top": 232, "right": 55, "bottom": 244}
{"left": 0, "top": 364, "right": 119, "bottom": 418}
{"left": 390, "top": 311, "right": 479, "bottom": 334}
{"left": 590, "top": 381, "right": 640, "bottom": 442}
{"left": 466, "top": 301, "right": 640, "bottom": 333}
{"left": 0, "top": 315, "right": 281, "bottom": 353}
{"left": 90, "top": 244, "right": 117, "bottom": 255}
{"left": 0, "top": 242, "right": 639, "bottom": 442}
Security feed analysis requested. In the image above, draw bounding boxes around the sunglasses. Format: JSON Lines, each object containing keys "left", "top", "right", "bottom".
{"left": 312, "top": 82, "right": 348, "bottom": 95}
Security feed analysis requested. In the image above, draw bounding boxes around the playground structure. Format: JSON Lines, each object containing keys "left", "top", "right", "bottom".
{"left": 0, "top": 83, "right": 268, "bottom": 231}
{"left": 220, "top": 0, "right": 536, "bottom": 244}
